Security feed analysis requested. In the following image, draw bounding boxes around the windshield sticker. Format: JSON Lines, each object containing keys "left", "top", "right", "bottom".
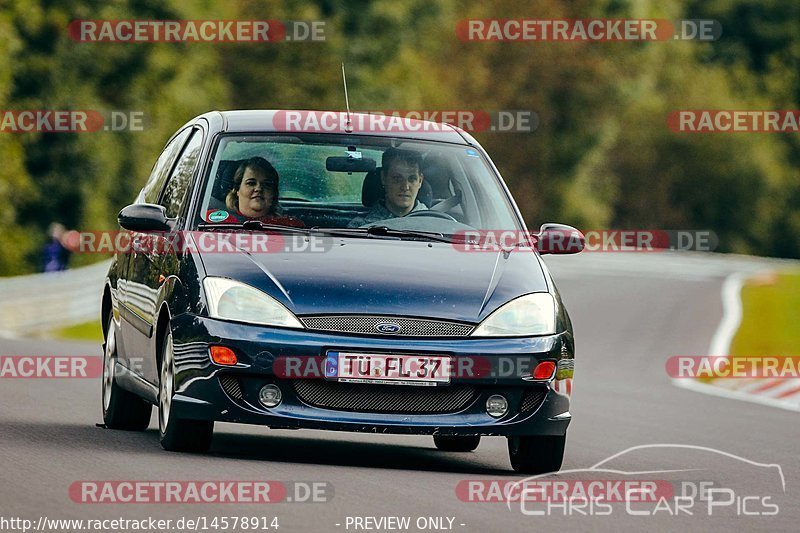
{"left": 208, "top": 210, "right": 231, "bottom": 223}
{"left": 465, "top": 148, "right": 479, "bottom": 157}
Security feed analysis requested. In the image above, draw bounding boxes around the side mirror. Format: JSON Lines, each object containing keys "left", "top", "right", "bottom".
{"left": 118, "top": 203, "right": 171, "bottom": 232}
{"left": 536, "top": 223, "right": 585, "bottom": 255}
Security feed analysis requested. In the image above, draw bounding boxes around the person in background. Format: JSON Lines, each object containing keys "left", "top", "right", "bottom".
{"left": 42, "top": 222, "right": 71, "bottom": 272}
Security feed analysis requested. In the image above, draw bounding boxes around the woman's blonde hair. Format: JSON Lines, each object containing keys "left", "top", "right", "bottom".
{"left": 225, "top": 157, "right": 281, "bottom": 215}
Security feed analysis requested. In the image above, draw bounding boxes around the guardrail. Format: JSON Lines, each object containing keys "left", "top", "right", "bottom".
{"left": 0, "top": 260, "right": 110, "bottom": 337}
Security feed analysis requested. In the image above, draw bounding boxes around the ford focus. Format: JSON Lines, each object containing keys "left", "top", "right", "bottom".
{"left": 100, "top": 110, "right": 583, "bottom": 474}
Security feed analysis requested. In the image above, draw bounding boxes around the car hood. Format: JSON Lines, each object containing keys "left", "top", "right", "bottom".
{"left": 198, "top": 237, "right": 549, "bottom": 323}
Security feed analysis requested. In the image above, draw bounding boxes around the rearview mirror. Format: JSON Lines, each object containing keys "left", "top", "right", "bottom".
{"left": 326, "top": 156, "right": 376, "bottom": 173}
{"left": 536, "top": 223, "right": 585, "bottom": 255}
{"left": 118, "top": 203, "right": 171, "bottom": 232}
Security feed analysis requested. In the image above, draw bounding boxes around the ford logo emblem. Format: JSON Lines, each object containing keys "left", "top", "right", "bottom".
{"left": 375, "top": 322, "right": 402, "bottom": 334}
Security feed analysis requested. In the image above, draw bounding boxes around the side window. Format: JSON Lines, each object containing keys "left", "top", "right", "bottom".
{"left": 160, "top": 129, "right": 203, "bottom": 218}
{"left": 140, "top": 128, "right": 192, "bottom": 204}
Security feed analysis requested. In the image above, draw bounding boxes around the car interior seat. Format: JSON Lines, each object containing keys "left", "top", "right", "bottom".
{"left": 207, "top": 159, "right": 248, "bottom": 211}
{"left": 421, "top": 154, "right": 454, "bottom": 204}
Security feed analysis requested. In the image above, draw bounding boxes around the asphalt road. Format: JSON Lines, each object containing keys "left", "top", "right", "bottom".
{"left": 0, "top": 253, "right": 796, "bottom": 532}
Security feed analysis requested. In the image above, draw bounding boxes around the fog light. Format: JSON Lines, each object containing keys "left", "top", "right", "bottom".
{"left": 486, "top": 394, "right": 508, "bottom": 418}
{"left": 258, "top": 384, "right": 282, "bottom": 408}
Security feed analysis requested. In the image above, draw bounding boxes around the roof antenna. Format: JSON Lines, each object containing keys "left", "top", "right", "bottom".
{"left": 341, "top": 63, "right": 353, "bottom": 133}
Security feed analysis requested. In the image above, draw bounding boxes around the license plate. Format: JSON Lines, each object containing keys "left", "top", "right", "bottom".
{"left": 324, "top": 351, "right": 451, "bottom": 386}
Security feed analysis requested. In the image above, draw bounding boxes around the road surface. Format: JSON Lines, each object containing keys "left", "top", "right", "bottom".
{"left": 0, "top": 252, "right": 796, "bottom": 532}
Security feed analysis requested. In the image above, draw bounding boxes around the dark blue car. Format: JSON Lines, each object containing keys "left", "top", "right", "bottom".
{"left": 101, "top": 110, "right": 583, "bottom": 473}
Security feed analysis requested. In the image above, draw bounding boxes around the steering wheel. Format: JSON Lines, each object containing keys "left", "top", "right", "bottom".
{"left": 405, "top": 210, "right": 458, "bottom": 222}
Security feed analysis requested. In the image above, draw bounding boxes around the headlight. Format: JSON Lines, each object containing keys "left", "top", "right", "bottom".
{"left": 471, "top": 293, "right": 556, "bottom": 337}
{"left": 203, "top": 277, "right": 304, "bottom": 328}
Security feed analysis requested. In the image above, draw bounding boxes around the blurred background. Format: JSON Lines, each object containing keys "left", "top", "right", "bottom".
{"left": 1, "top": 0, "right": 798, "bottom": 275}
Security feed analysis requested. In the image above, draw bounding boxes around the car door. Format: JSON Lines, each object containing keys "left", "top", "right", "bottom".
{"left": 134, "top": 127, "right": 205, "bottom": 384}
{"left": 118, "top": 128, "right": 192, "bottom": 373}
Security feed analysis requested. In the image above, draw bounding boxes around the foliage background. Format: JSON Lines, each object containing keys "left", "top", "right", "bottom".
{"left": 0, "top": 0, "right": 798, "bottom": 274}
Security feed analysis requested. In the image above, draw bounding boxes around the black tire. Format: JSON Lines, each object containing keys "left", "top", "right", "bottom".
{"left": 508, "top": 435, "right": 566, "bottom": 474}
{"left": 433, "top": 435, "right": 481, "bottom": 452}
{"left": 102, "top": 316, "right": 152, "bottom": 430}
{"left": 158, "top": 328, "right": 214, "bottom": 452}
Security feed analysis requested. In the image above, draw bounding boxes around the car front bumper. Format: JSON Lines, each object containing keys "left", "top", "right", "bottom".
{"left": 167, "top": 313, "right": 574, "bottom": 437}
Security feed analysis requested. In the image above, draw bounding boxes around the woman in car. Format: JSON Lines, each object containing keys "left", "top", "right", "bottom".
{"left": 215, "top": 156, "right": 304, "bottom": 226}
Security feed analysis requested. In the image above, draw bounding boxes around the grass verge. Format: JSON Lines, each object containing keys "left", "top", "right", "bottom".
{"left": 730, "top": 270, "right": 800, "bottom": 356}
{"left": 51, "top": 320, "right": 104, "bottom": 343}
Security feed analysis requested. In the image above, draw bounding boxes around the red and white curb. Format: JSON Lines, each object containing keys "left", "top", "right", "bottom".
{"left": 672, "top": 271, "right": 800, "bottom": 412}
{"left": 552, "top": 378, "right": 572, "bottom": 398}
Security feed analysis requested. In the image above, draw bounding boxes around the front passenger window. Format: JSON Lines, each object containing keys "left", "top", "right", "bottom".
{"left": 140, "top": 128, "right": 192, "bottom": 204}
{"left": 160, "top": 129, "right": 203, "bottom": 218}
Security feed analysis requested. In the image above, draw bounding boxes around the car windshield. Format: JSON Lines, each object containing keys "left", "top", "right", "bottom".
{"left": 194, "top": 133, "right": 523, "bottom": 238}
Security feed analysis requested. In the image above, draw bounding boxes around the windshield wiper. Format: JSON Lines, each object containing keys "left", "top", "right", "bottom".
{"left": 305, "top": 226, "right": 447, "bottom": 242}
{"left": 197, "top": 223, "right": 455, "bottom": 244}
{"left": 196, "top": 221, "right": 311, "bottom": 234}
{"left": 363, "top": 226, "right": 453, "bottom": 243}
{"left": 304, "top": 227, "right": 388, "bottom": 240}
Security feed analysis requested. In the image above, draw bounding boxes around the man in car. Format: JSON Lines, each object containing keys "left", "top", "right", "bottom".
{"left": 348, "top": 148, "right": 427, "bottom": 227}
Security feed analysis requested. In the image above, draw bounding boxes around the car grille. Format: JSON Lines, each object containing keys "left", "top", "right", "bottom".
{"left": 299, "top": 315, "right": 474, "bottom": 337}
{"left": 292, "top": 380, "right": 478, "bottom": 414}
{"left": 520, "top": 388, "right": 548, "bottom": 414}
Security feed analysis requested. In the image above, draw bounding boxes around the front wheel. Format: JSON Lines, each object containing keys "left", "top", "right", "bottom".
{"left": 101, "top": 316, "right": 151, "bottom": 430}
{"left": 507, "top": 435, "right": 565, "bottom": 474}
{"left": 158, "top": 328, "right": 214, "bottom": 452}
{"left": 433, "top": 435, "right": 481, "bottom": 452}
